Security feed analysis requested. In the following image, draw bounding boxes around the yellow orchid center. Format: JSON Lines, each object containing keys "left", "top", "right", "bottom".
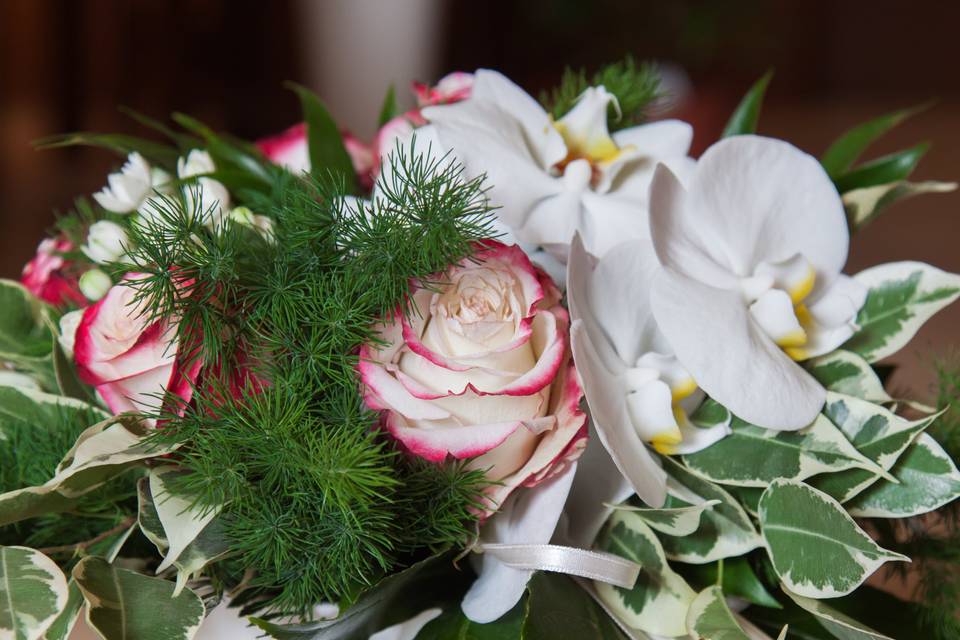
{"left": 746, "top": 255, "right": 818, "bottom": 362}
{"left": 550, "top": 87, "right": 633, "bottom": 184}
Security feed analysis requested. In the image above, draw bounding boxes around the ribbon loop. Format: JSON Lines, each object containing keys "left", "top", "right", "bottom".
{"left": 477, "top": 542, "right": 640, "bottom": 589}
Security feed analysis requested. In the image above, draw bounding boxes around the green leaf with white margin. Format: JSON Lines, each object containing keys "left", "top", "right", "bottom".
{"left": 149, "top": 467, "right": 221, "bottom": 574}
{"left": 43, "top": 524, "right": 135, "bottom": 640}
{"left": 810, "top": 392, "right": 939, "bottom": 503}
{"left": 783, "top": 588, "right": 893, "bottom": 640}
{"left": 758, "top": 480, "right": 908, "bottom": 598}
{"left": 728, "top": 487, "right": 763, "bottom": 517}
{"left": 722, "top": 70, "right": 772, "bottom": 137}
{"left": 608, "top": 498, "right": 721, "bottom": 537}
{"left": 0, "top": 416, "right": 170, "bottom": 527}
{"left": 0, "top": 546, "right": 69, "bottom": 640}
{"left": 73, "top": 556, "right": 204, "bottom": 640}
{"left": 845, "top": 261, "right": 960, "bottom": 363}
{"left": 686, "top": 585, "right": 752, "bottom": 640}
{"left": 682, "top": 414, "right": 887, "bottom": 488}
{"left": 138, "top": 474, "right": 228, "bottom": 596}
{"left": 843, "top": 180, "right": 956, "bottom": 230}
{"left": 658, "top": 455, "right": 763, "bottom": 563}
{"left": 806, "top": 350, "right": 892, "bottom": 405}
{"left": 847, "top": 432, "right": 960, "bottom": 517}
{"left": 0, "top": 279, "right": 56, "bottom": 387}
{"left": 0, "top": 384, "right": 106, "bottom": 439}
{"left": 594, "top": 511, "right": 696, "bottom": 637}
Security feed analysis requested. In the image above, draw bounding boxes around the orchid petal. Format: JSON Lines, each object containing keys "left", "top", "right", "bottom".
{"left": 625, "top": 379, "right": 682, "bottom": 448}
{"left": 750, "top": 289, "right": 806, "bottom": 347}
{"left": 651, "top": 268, "right": 824, "bottom": 430}
{"left": 613, "top": 120, "right": 693, "bottom": 160}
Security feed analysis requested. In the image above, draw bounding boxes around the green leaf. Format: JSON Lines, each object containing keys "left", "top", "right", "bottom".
{"left": 0, "top": 416, "right": 168, "bottom": 527}
{"left": 377, "top": 85, "right": 400, "bottom": 128}
{"left": 523, "top": 573, "right": 627, "bottom": 640}
{"left": 728, "top": 486, "right": 763, "bottom": 517}
{"left": 810, "top": 392, "right": 937, "bottom": 502}
{"left": 758, "top": 480, "right": 908, "bottom": 598}
{"left": 171, "top": 113, "right": 274, "bottom": 186}
{"left": 846, "top": 261, "right": 960, "bottom": 362}
{"left": 820, "top": 104, "right": 929, "bottom": 178}
{"left": 0, "top": 546, "right": 69, "bottom": 640}
{"left": 609, "top": 498, "right": 720, "bottom": 537}
{"left": 0, "top": 280, "right": 56, "bottom": 389}
{"left": 686, "top": 585, "right": 752, "bottom": 640}
{"left": 842, "top": 180, "right": 956, "bottom": 230}
{"left": 847, "top": 432, "right": 960, "bottom": 517}
{"left": 833, "top": 143, "right": 929, "bottom": 194}
{"left": 251, "top": 552, "right": 469, "bottom": 640}
{"left": 0, "top": 384, "right": 106, "bottom": 441}
{"left": 73, "top": 557, "right": 205, "bottom": 640}
{"left": 658, "top": 455, "right": 762, "bottom": 563}
{"left": 682, "top": 414, "right": 886, "bottom": 488}
{"left": 594, "top": 511, "right": 696, "bottom": 637}
{"left": 722, "top": 70, "right": 772, "bottom": 137}
{"left": 34, "top": 133, "right": 179, "bottom": 167}
{"left": 418, "top": 602, "right": 524, "bottom": 639}
{"left": 805, "top": 350, "right": 892, "bottom": 405}
{"left": 138, "top": 472, "right": 228, "bottom": 596}
{"left": 676, "top": 556, "right": 782, "bottom": 609}
{"left": 288, "top": 83, "right": 359, "bottom": 193}
{"left": 783, "top": 588, "right": 893, "bottom": 640}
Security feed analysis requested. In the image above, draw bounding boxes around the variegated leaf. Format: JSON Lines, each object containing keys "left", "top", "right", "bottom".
{"left": 682, "top": 415, "right": 885, "bottom": 488}
{"left": 847, "top": 433, "right": 960, "bottom": 518}
{"left": 759, "top": 480, "right": 908, "bottom": 598}
{"left": 73, "top": 557, "right": 204, "bottom": 640}
{"left": 784, "top": 588, "right": 893, "bottom": 640}
{"left": 0, "top": 280, "right": 56, "bottom": 389}
{"left": 658, "top": 456, "right": 762, "bottom": 564}
{"left": 0, "top": 546, "right": 69, "bottom": 640}
{"left": 609, "top": 499, "right": 720, "bottom": 537}
{"left": 595, "top": 511, "right": 696, "bottom": 638}
{"left": 810, "top": 393, "right": 938, "bottom": 503}
{"left": 805, "top": 350, "right": 892, "bottom": 405}
{"left": 843, "top": 180, "right": 955, "bottom": 230}
{"left": 845, "top": 261, "right": 960, "bottom": 363}
{"left": 686, "top": 585, "right": 751, "bottom": 640}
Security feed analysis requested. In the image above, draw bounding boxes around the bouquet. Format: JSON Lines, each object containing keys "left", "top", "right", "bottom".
{"left": 2, "top": 59, "right": 959, "bottom": 640}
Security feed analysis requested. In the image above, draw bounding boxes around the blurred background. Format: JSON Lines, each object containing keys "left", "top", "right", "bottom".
{"left": 1, "top": 0, "right": 958, "bottom": 400}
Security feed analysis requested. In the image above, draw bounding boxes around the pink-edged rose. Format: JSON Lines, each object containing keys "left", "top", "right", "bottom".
{"left": 21, "top": 237, "right": 86, "bottom": 307}
{"left": 413, "top": 71, "right": 474, "bottom": 107}
{"left": 256, "top": 123, "right": 375, "bottom": 190}
{"left": 360, "top": 240, "right": 586, "bottom": 513}
{"left": 73, "top": 274, "right": 200, "bottom": 420}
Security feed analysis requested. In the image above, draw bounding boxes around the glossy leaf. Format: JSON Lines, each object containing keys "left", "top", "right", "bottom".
{"left": 758, "top": 480, "right": 908, "bottom": 598}
{"left": 846, "top": 261, "right": 960, "bottom": 362}
{"left": 288, "top": 83, "right": 359, "bottom": 193}
{"left": 524, "top": 573, "right": 627, "bottom": 640}
{"left": 378, "top": 85, "right": 400, "bottom": 128}
{"left": 722, "top": 71, "right": 773, "bottom": 137}
{"left": 609, "top": 498, "right": 720, "bottom": 537}
{"left": 73, "top": 557, "right": 205, "bottom": 640}
{"left": 594, "top": 511, "right": 696, "bottom": 637}
{"left": 34, "top": 133, "right": 179, "bottom": 167}
{"left": 821, "top": 104, "right": 928, "bottom": 178}
{"left": 0, "top": 546, "right": 69, "bottom": 640}
{"left": 677, "top": 556, "right": 781, "bottom": 609}
{"left": 784, "top": 589, "right": 892, "bottom": 640}
{"left": 682, "top": 414, "right": 885, "bottom": 488}
{"left": 686, "top": 585, "right": 752, "bottom": 640}
{"left": 810, "top": 393, "right": 937, "bottom": 503}
{"left": 833, "top": 143, "right": 928, "bottom": 194}
{"left": 805, "top": 350, "right": 891, "bottom": 405}
{"left": 0, "top": 279, "right": 56, "bottom": 389}
{"left": 658, "top": 455, "right": 763, "bottom": 563}
{"left": 847, "top": 432, "right": 960, "bottom": 517}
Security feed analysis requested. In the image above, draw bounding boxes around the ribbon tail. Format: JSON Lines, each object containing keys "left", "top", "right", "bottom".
{"left": 477, "top": 542, "right": 640, "bottom": 589}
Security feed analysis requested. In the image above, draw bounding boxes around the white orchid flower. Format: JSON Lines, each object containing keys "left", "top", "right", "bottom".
{"left": 93, "top": 152, "right": 154, "bottom": 213}
{"left": 82, "top": 220, "right": 131, "bottom": 264}
{"left": 177, "top": 149, "right": 231, "bottom": 226}
{"left": 648, "top": 135, "right": 867, "bottom": 430}
{"left": 567, "top": 235, "right": 731, "bottom": 506}
{"left": 421, "top": 69, "right": 694, "bottom": 264}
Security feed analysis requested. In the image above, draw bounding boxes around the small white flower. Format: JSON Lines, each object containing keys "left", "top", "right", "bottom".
{"left": 229, "top": 206, "right": 274, "bottom": 240}
{"left": 82, "top": 220, "right": 130, "bottom": 264}
{"left": 93, "top": 152, "right": 154, "bottom": 213}
{"left": 58, "top": 309, "right": 84, "bottom": 359}
{"left": 178, "top": 150, "right": 230, "bottom": 226}
{"left": 79, "top": 269, "right": 112, "bottom": 301}
{"left": 647, "top": 135, "right": 867, "bottom": 430}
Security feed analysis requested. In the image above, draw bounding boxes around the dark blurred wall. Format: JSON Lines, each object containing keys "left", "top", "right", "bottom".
{"left": 1, "top": 0, "right": 958, "bottom": 396}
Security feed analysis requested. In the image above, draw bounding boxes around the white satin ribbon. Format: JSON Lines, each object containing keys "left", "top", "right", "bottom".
{"left": 476, "top": 543, "right": 640, "bottom": 589}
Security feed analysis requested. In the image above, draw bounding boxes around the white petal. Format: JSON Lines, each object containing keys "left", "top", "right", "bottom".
{"left": 755, "top": 254, "right": 817, "bottom": 304}
{"left": 570, "top": 320, "right": 667, "bottom": 506}
{"left": 652, "top": 268, "right": 824, "bottom": 430}
{"left": 626, "top": 379, "right": 682, "bottom": 447}
{"left": 576, "top": 191, "right": 653, "bottom": 258}
{"left": 688, "top": 135, "right": 848, "bottom": 291}
{"left": 807, "top": 274, "right": 868, "bottom": 328}
{"left": 672, "top": 411, "right": 732, "bottom": 455}
{"left": 613, "top": 119, "right": 693, "bottom": 160}
{"left": 749, "top": 289, "right": 806, "bottom": 347}
{"left": 462, "top": 462, "right": 577, "bottom": 623}
{"left": 556, "top": 87, "right": 619, "bottom": 162}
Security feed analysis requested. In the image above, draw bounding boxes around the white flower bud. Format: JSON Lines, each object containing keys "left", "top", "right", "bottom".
{"left": 93, "top": 152, "right": 153, "bottom": 213}
{"left": 178, "top": 150, "right": 230, "bottom": 226}
{"left": 58, "top": 309, "right": 84, "bottom": 359}
{"left": 79, "top": 269, "right": 113, "bottom": 301}
{"left": 82, "top": 220, "right": 131, "bottom": 264}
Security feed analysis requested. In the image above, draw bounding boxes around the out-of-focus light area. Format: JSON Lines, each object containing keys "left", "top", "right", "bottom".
{"left": 1, "top": 0, "right": 958, "bottom": 401}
